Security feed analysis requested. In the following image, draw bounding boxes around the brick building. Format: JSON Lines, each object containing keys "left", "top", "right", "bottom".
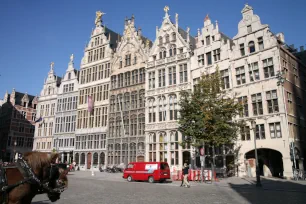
{"left": 0, "top": 89, "right": 37, "bottom": 161}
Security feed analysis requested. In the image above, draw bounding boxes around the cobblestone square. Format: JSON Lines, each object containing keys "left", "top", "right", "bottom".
{"left": 32, "top": 171, "right": 306, "bottom": 204}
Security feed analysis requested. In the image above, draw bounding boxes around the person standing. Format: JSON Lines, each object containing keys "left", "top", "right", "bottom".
{"left": 182, "top": 163, "right": 190, "bottom": 188}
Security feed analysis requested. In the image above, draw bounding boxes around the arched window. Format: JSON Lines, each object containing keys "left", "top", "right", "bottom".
{"left": 159, "top": 37, "right": 163, "bottom": 45}
{"left": 130, "top": 143, "right": 136, "bottom": 162}
{"left": 48, "top": 86, "right": 51, "bottom": 95}
{"left": 123, "top": 116, "right": 129, "bottom": 135}
{"left": 130, "top": 115, "right": 137, "bottom": 136}
{"left": 138, "top": 89, "right": 145, "bottom": 108}
{"left": 159, "top": 96, "right": 166, "bottom": 122}
{"left": 124, "top": 92, "right": 130, "bottom": 110}
{"left": 110, "top": 95, "right": 116, "bottom": 112}
{"left": 109, "top": 118, "right": 114, "bottom": 137}
{"left": 138, "top": 114, "right": 145, "bottom": 136}
{"left": 75, "top": 153, "right": 79, "bottom": 165}
{"left": 115, "top": 143, "right": 121, "bottom": 164}
{"left": 93, "top": 152, "right": 98, "bottom": 165}
{"left": 249, "top": 41, "right": 255, "bottom": 53}
{"left": 115, "top": 117, "right": 122, "bottom": 137}
{"left": 172, "top": 33, "right": 176, "bottom": 41}
{"left": 148, "top": 98, "right": 156, "bottom": 123}
{"left": 80, "top": 153, "right": 85, "bottom": 165}
{"left": 169, "top": 44, "right": 176, "bottom": 57}
{"left": 163, "top": 50, "right": 166, "bottom": 58}
{"left": 169, "top": 94, "right": 178, "bottom": 120}
{"left": 159, "top": 47, "right": 166, "bottom": 59}
{"left": 100, "top": 152, "right": 105, "bottom": 165}
{"left": 68, "top": 73, "right": 71, "bottom": 80}
{"left": 159, "top": 132, "right": 167, "bottom": 162}
{"left": 131, "top": 91, "right": 138, "bottom": 109}
{"left": 165, "top": 34, "right": 170, "bottom": 43}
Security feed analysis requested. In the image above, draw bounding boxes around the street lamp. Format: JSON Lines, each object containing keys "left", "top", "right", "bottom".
{"left": 250, "top": 119, "right": 262, "bottom": 187}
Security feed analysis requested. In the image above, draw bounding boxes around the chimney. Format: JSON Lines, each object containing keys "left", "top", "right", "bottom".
{"left": 300, "top": 46, "right": 304, "bottom": 52}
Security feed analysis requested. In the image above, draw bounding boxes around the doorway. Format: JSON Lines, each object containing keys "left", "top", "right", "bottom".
{"left": 182, "top": 151, "right": 191, "bottom": 166}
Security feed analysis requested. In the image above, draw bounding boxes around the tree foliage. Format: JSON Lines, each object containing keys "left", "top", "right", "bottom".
{"left": 178, "top": 68, "right": 243, "bottom": 147}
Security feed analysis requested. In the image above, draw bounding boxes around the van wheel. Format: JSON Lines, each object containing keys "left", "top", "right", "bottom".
{"left": 148, "top": 176, "right": 154, "bottom": 183}
{"left": 127, "top": 175, "right": 133, "bottom": 182}
{"left": 159, "top": 179, "right": 165, "bottom": 183}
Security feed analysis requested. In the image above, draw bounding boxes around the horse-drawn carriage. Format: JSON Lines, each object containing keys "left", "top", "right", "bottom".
{"left": 0, "top": 152, "right": 68, "bottom": 204}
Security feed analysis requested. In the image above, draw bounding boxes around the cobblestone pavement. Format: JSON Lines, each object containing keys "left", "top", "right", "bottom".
{"left": 32, "top": 171, "right": 306, "bottom": 204}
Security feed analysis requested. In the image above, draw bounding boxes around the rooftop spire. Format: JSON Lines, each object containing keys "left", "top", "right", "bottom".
{"left": 95, "top": 11, "right": 106, "bottom": 27}
{"left": 164, "top": 5, "right": 170, "bottom": 19}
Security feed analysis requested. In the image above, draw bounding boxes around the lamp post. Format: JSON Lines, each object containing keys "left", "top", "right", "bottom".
{"left": 250, "top": 119, "right": 262, "bottom": 187}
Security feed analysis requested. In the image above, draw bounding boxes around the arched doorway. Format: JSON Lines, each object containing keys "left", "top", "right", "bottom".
{"left": 245, "top": 148, "right": 283, "bottom": 177}
{"left": 182, "top": 151, "right": 191, "bottom": 166}
{"left": 100, "top": 152, "right": 105, "bottom": 166}
{"left": 87, "top": 153, "right": 92, "bottom": 169}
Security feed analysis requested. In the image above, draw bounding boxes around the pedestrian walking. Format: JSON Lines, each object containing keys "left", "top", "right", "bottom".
{"left": 182, "top": 163, "right": 190, "bottom": 188}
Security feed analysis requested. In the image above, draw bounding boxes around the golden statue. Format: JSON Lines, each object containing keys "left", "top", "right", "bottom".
{"left": 95, "top": 11, "right": 106, "bottom": 25}
{"left": 164, "top": 6, "right": 169, "bottom": 13}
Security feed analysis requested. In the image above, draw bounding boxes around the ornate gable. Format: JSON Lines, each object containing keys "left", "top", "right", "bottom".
{"left": 111, "top": 15, "right": 151, "bottom": 73}
{"left": 21, "top": 92, "right": 29, "bottom": 102}
{"left": 149, "top": 6, "right": 193, "bottom": 58}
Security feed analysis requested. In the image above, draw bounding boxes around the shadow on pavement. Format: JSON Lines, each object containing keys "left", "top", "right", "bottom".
{"left": 227, "top": 177, "right": 306, "bottom": 204}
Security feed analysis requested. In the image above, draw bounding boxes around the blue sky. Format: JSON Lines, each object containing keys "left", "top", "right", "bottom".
{"left": 0, "top": 0, "right": 305, "bottom": 98}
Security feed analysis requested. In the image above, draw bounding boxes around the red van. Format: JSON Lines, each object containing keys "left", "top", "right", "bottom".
{"left": 123, "top": 162, "right": 170, "bottom": 183}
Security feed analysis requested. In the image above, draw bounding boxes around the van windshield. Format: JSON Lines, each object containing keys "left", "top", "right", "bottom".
{"left": 160, "top": 163, "right": 169, "bottom": 170}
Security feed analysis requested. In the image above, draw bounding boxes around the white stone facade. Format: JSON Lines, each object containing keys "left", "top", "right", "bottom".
{"left": 53, "top": 56, "right": 79, "bottom": 163}
{"left": 74, "top": 16, "right": 118, "bottom": 171}
{"left": 33, "top": 63, "right": 61, "bottom": 153}
{"left": 145, "top": 10, "right": 195, "bottom": 173}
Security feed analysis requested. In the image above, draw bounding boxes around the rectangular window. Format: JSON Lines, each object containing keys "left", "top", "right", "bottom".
{"left": 287, "top": 92, "right": 293, "bottom": 114}
{"left": 266, "top": 90, "right": 279, "bottom": 113}
{"left": 263, "top": 58, "right": 274, "bottom": 78}
{"left": 179, "top": 64, "right": 187, "bottom": 83}
{"left": 241, "top": 126, "right": 250, "bottom": 141}
{"left": 149, "top": 71, "right": 155, "bottom": 89}
{"left": 240, "top": 44, "right": 245, "bottom": 56}
{"left": 206, "top": 52, "right": 212, "bottom": 65}
{"left": 256, "top": 124, "right": 265, "bottom": 139}
{"left": 238, "top": 96, "right": 248, "bottom": 117}
{"left": 258, "top": 37, "right": 264, "bottom": 51}
{"left": 221, "top": 69, "right": 230, "bottom": 89}
{"left": 235, "top": 66, "right": 246, "bottom": 85}
{"left": 213, "top": 49, "right": 220, "bottom": 61}
{"left": 269, "top": 122, "right": 282, "bottom": 138}
{"left": 251, "top": 93, "right": 263, "bottom": 115}
{"left": 125, "top": 54, "right": 131, "bottom": 66}
{"left": 158, "top": 69, "right": 165, "bottom": 87}
{"left": 248, "top": 62, "right": 260, "bottom": 81}
{"left": 168, "top": 66, "right": 176, "bottom": 85}
{"left": 198, "top": 54, "right": 204, "bottom": 66}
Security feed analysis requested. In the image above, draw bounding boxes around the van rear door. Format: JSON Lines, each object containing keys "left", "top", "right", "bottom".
{"left": 160, "top": 163, "right": 170, "bottom": 178}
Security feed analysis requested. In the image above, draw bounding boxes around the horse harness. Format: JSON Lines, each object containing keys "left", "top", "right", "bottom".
{"left": 0, "top": 159, "right": 65, "bottom": 203}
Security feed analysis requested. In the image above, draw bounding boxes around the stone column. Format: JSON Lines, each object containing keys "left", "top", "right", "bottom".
{"left": 91, "top": 153, "right": 93, "bottom": 170}
{"left": 61, "top": 153, "right": 64, "bottom": 163}
{"left": 85, "top": 152, "right": 87, "bottom": 169}
{"left": 98, "top": 152, "right": 100, "bottom": 168}
{"left": 67, "top": 153, "right": 70, "bottom": 164}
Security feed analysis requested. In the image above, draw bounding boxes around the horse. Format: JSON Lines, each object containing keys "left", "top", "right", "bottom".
{"left": 0, "top": 152, "right": 68, "bottom": 204}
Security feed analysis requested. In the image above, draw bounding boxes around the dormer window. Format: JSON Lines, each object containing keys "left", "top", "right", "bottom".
{"left": 125, "top": 54, "right": 131, "bottom": 66}
{"left": 68, "top": 73, "right": 71, "bottom": 80}
{"left": 159, "top": 37, "right": 163, "bottom": 45}
{"left": 23, "top": 102, "right": 27, "bottom": 107}
{"left": 206, "top": 36, "right": 210, "bottom": 46}
{"left": 163, "top": 50, "right": 166, "bottom": 58}
{"left": 120, "top": 60, "right": 123, "bottom": 68}
{"left": 48, "top": 87, "right": 51, "bottom": 95}
{"left": 34, "top": 104, "right": 37, "bottom": 109}
{"left": 166, "top": 34, "right": 170, "bottom": 43}
{"left": 172, "top": 33, "right": 176, "bottom": 41}
{"left": 249, "top": 41, "right": 255, "bottom": 53}
{"left": 247, "top": 25, "right": 252, "bottom": 33}
{"left": 134, "top": 56, "right": 137, "bottom": 64}
{"left": 169, "top": 45, "right": 176, "bottom": 57}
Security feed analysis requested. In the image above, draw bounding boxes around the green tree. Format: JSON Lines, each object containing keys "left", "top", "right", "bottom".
{"left": 178, "top": 68, "right": 243, "bottom": 159}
